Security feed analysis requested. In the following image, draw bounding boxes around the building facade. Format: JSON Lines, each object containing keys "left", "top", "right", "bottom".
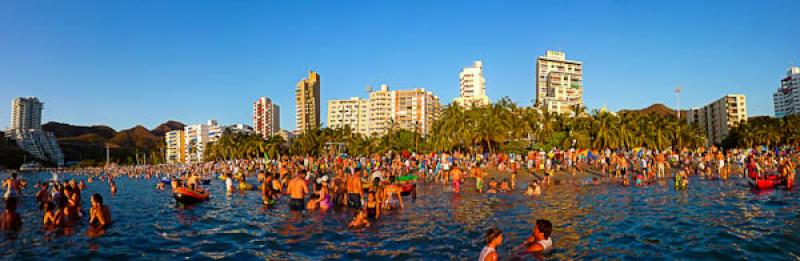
{"left": 7, "top": 97, "right": 63, "bottom": 166}
{"left": 10, "top": 97, "right": 43, "bottom": 131}
{"left": 184, "top": 120, "right": 223, "bottom": 163}
{"left": 327, "top": 97, "right": 370, "bottom": 136}
{"left": 367, "top": 85, "right": 441, "bottom": 136}
{"left": 253, "top": 97, "right": 280, "bottom": 138}
{"left": 165, "top": 130, "right": 185, "bottom": 164}
{"left": 773, "top": 66, "right": 800, "bottom": 117}
{"left": 296, "top": 71, "right": 321, "bottom": 133}
{"left": 687, "top": 94, "right": 748, "bottom": 145}
{"left": 227, "top": 124, "right": 254, "bottom": 135}
{"left": 535, "top": 50, "right": 584, "bottom": 115}
{"left": 454, "top": 60, "right": 490, "bottom": 108}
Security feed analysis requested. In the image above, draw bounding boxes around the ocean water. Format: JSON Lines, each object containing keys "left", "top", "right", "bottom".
{"left": 0, "top": 172, "right": 798, "bottom": 260}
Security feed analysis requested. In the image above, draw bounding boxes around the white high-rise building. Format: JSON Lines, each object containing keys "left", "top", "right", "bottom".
{"left": 253, "top": 97, "right": 280, "bottom": 138}
{"left": 184, "top": 120, "right": 223, "bottom": 163}
{"left": 773, "top": 66, "right": 800, "bottom": 117}
{"left": 535, "top": 50, "right": 584, "bottom": 115}
{"left": 7, "top": 97, "right": 63, "bottom": 166}
{"left": 10, "top": 97, "right": 43, "bottom": 131}
{"left": 368, "top": 84, "right": 397, "bottom": 136}
{"left": 687, "top": 94, "right": 748, "bottom": 145}
{"left": 327, "top": 97, "right": 370, "bottom": 136}
{"left": 454, "top": 60, "right": 490, "bottom": 108}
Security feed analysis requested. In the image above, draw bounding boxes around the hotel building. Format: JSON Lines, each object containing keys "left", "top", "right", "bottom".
{"left": 687, "top": 94, "right": 748, "bottom": 145}
{"left": 327, "top": 97, "right": 370, "bottom": 136}
{"left": 296, "top": 71, "right": 320, "bottom": 133}
{"left": 253, "top": 97, "right": 280, "bottom": 138}
{"left": 184, "top": 120, "right": 223, "bottom": 163}
{"left": 535, "top": 50, "right": 584, "bottom": 115}
{"left": 7, "top": 97, "right": 64, "bottom": 166}
{"left": 773, "top": 66, "right": 800, "bottom": 117}
{"left": 454, "top": 60, "right": 490, "bottom": 108}
{"left": 165, "top": 130, "right": 185, "bottom": 164}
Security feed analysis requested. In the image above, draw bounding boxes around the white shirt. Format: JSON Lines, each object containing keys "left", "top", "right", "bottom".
{"left": 478, "top": 246, "right": 495, "bottom": 261}
{"left": 537, "top": 237, "right": 553, "bottom": 252}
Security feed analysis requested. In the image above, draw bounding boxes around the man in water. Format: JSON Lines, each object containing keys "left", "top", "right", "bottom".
{"left": 286, "top": 171, "right": 308, "bottom": 211}
{"left": 0, "top": 197, "right": 21, "bottom": 231}
{"left": 523, "top": 219, "right": 553, "bottom": 253}
{"left": 89, "top": 193, "right": 112, "bottom": 228}
{"left": 346, "top": 171, "right": 363, "bottom": 208}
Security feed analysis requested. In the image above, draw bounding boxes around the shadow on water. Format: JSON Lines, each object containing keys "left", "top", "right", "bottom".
{"left": 0, "top": 171, "right": 798, "bottom": 260}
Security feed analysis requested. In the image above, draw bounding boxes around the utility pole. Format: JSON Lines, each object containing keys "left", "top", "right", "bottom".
{"left": 675, "top": 86, "right": 682, "bottom": 150}
{"left": 105, "top": 144, "right": 110, "bottom": 167}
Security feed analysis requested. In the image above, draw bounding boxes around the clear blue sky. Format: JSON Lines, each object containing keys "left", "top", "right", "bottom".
{"left": 1, "top": 0, "right": 798, "bottom": 131}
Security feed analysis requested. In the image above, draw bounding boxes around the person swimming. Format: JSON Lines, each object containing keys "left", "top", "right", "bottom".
{"left": 0, "top": 197, "right": 21, "bottom": 231}
{"left": 365, "top": 191, "right": 380, "bottom": 220}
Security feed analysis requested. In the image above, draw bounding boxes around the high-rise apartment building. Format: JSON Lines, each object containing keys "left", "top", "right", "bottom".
{"left": 327, "top": 97, "right": 370, "bottom": 136}
{"left": 165, "top": 130, "right": 185, "bottom": 164}
{"left": 184, "top": 120, "right": 223, "bottom": 163}
{"left": 394, "top": 88, "right": 440, "bottom": 135}
{"left": 10, "top": 97, "right": 43, "bottom": 131}
{"left": 773, "top": 66, "right": 800, "bottom": 117}
{"left": 368, "top": 84, "right": 396, "bottom": 136}
{"left": 535, "top": 50, "right": 584, "bottom": 114}
{"left": 454, "top": 60, "right": 490, "bottom": 108}
{"left": 296, "top": 71, "right": 320, "bottom": 133}
{"left": 7, "top": 97, "right": 63, "bottom": 166}
{"left": 365, "top": 84, "right": 440, "bottom": 136}
{"left": 253, "top": 97, "right": 280, "bottom": 138}
{"left": 687, "top": 94, "right": 748, "bottom": 145}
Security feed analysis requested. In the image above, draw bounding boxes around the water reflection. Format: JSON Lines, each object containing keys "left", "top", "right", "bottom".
{"left": 0, "top": 172, "right": 798, "bottom": 259}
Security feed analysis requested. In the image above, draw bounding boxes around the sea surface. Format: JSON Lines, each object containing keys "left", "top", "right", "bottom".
{"left": 0, "top": 172, "right": 798, "bottom": 260}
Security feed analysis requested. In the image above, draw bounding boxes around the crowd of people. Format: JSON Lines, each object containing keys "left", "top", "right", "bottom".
{"left": 2, "top": 145, "right": 797, "bottom": 258}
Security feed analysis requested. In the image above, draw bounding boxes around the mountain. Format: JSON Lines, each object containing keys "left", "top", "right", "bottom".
{"left": 109, "top": 125, "right": 161, "bottom": 149}
{"left": 38, "top": 121, "right": 184, "bottom": 165}
{"left": 619, "top": 103, "right": 687, "bottom": 118}
{"left": 150, "top": 121, "right": 186, "bottom": 136}
{"left": 43, "top": 122, "right": 116, "bottom": 139}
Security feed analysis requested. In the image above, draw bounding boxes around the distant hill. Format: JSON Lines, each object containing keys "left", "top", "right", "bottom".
{"left": 151, "top": 120, "right": 186, "bottom": 136}
{"left": 43, "top": 122, "right": 116, "bottom": 139}
{"left": 619, "top": 104, "right": 687, "bottom": 118}
{"left": 39, "top": 121, "right": 184, "bottom": 165}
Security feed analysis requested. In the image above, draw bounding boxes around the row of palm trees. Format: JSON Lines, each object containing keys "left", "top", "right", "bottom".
{"left": 428, "top": 98, "right": 707, "bottom": 154}
{"left": 723, "top": 114, "right": 800, "bottom": 148}
{"left": 203, "top": 130, "right": 286, "bottom": 161}
{"left": 204, "top": 98, "right": 714, "bottom": 160}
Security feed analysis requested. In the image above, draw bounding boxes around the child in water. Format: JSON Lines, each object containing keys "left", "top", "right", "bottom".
{"left": 348, "top": 210, "right": 370, "bottom": 228}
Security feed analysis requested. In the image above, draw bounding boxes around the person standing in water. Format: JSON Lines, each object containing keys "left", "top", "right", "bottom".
{"left": 286, "top": 171, "right": 308, "bottom": 211}
{"left": 89, "top": 193, "right": 112, "bottom": 228}
{"left": 479, "top": 228, "right": 503, "bottom": 261}
{"left": 523, "top": 219, "right": 553, "bottom": 253}
{"left": 346, "top": 171, "right": 363, "bottom": 208}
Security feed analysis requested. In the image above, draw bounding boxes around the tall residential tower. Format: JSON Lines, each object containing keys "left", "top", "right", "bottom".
{"left": 687, "top": 94, "right": 748, "bottom": 145}
{"left": 10, "top": 97, "right": 43, "bottom": 131}
{"left": 296, "top": 71, "right": 320, "bottom": 133}
{"left": 454, "top": 60, "right": 490, "bottom": 108}
{"left": 253, "top": 97, "right": 280, "bottom": 138}
{"left": 773, "top": 66, "right": 800, "bottom": 117}
{"left": 535, "top": 50, "right": 584, "bottom": 114}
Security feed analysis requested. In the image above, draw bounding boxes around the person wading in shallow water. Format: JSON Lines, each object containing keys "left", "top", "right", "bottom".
{"left": 523, "top": 219, "right": 553, "bottom": 253}
{"left": 346, "top": 171, "right": 363, "bottom": 208}
{"left": 286, "top": 171, "right": 308, "bottom": 211}
{"left": 479, "top": 228, "right": 503, "bottom": 261}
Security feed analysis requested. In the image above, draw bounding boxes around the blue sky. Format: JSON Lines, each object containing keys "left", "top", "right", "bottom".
{"left": 1, "top": 0, "right": 798, "bottom": 131}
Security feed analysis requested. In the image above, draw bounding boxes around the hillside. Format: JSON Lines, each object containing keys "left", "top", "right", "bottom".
{"left": 39, "top": 121, "right": 184, "bottom": 165}
{"left": 618, "top": 103, "right": 687, "bottom": 118}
